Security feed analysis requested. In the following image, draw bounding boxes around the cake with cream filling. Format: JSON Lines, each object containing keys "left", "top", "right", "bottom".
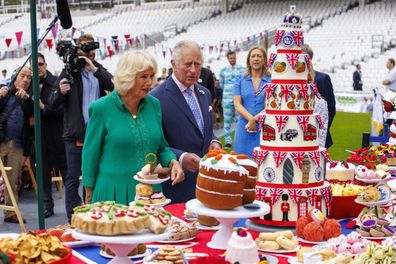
{"left": 225, "top": 228, "right": 259, "bottom": 264}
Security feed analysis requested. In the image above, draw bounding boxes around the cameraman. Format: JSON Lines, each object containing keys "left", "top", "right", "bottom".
{"left": 50, "top": 34, "right": 114, "bottom": 221}
{"left": 0, "top": 66, "right": 33, "bottom": 224}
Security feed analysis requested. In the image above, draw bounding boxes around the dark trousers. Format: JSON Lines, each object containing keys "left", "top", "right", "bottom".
{"left": 282, "top": 212, "right": 289, "bottom": 221}
{"left": 64, "top": 141, "right": 83, "bottom": 220}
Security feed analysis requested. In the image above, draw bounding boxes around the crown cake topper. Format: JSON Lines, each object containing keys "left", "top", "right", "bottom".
{"left": 282, "top": 5, "right": 303, "bottom": 28}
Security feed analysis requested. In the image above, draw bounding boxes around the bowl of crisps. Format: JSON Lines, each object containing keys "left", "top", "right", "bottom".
{"left": 49, "top": 245, "right": 72, "bottom": 264}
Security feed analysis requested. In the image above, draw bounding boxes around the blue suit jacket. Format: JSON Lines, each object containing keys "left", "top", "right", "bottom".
{"left": 314, "top": 71, "right": 336, "bottom": 148}
{"left": 150, "top": 77, "right": 215, "bottom": 203}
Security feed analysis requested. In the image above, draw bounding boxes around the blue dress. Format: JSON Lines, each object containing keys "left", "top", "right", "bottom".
{"left": 233, "top": 74, "right": 271, "bottom": 157}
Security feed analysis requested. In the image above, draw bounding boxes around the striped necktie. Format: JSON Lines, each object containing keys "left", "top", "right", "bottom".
{"left": 185, "top": 88, "right": 204, "bottom": 135}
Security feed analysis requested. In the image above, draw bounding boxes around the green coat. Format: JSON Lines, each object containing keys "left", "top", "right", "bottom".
{"left": 82, "top": 90, "right": 176, "bottom": 205}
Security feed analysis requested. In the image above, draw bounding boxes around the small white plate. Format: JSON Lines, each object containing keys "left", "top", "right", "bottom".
{"left": 158, "top": 236, "right": 197, "bottom": 244}
{"left": 297, "top": 237, "right": 324, "bottom": 245}
{"left": 100, "top": 248, "right": 152, "bottom": 259}
{"left": 196, "top": 223, "right": 222, "bottom": 231}
{"left": 388, "top": 179, "right": 396, "bottom": 191}
{"left": 0, "top": 233, "right": 19, "bottom": 239}
{"left": 184, "top": 216, "right": 198, "bottom": 221}
{"left": 288, "top": 257, "right": 301, "bottom": 264}
{"left": 355, "top": 174, "right": 391, "bottom": 183}
{"left": 133, "top": 175, "right": 170, "bottom": 184}
{"left": 258, "top": 245, "right": 300, "bottom": 253}
{"left": 129, "top": 199, "right": 171, "bottom": 208}
{"left": 63, "top": 240, "right": 96, "bottom": 248}
{"left": 354, "top": 195, "right": 396, "bottom": 206}
{"left": 260, "top": 255, "right": 279, "bottom": 264}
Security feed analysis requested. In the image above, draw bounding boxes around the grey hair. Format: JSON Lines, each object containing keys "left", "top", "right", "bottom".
{"left": 302, "top": 43, "right": 314, "bottom": 59}
{"left": 172, "top": 40, "right": 203, "bottom": 63}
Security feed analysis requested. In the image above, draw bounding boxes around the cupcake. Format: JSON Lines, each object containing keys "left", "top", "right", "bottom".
{"left": 361, "top": 219, "right": 377, "bottom": 230}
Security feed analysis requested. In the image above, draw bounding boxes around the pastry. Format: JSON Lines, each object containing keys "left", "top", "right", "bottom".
{"left": 382, "top": 225, "right": 396, "bottom": 236}
{"left": 276, "top": 235, "right": 296, "bottom": 250}
{"left": 369, "top": 228, "right": 385, "bottom": 237}
{"left": 150, "top": 191, "right": 166, "bottom": 204}
{"left": 136, "top": 183, "right": 153, "bottom": 196}
{"left": 355, "top": 228, "right": 370, "bottom": 237}
{"left": 361, "top": 219, "right": 377, "bottom": 230}
{"left": 377, "top": 217, "right": 391, "bottom": 226}
{"left": 297, "top": 247, "right": 315, "bottom": 262}
{"left": 257, "top": 241, "right": 280, "bottom": 250}
{"left": 198, "top": 215, "right": 219, "bottom": 227}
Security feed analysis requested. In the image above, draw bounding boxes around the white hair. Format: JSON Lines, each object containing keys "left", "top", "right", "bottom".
{"left": 172, "top": 40, "right": 203, "bottom": 63}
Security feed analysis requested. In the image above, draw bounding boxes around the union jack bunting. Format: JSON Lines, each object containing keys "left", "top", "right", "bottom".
{"left": 310, "top": 83, "right": 321, "bottom": 98}
{"left": 296, "top": 116, "right": 310, "bottom": 132}
{"left": 308, "top": 151, "right": 321, "bottom": 167}
{"left": 256, "top": 149, "right": 269, "bottom": 166}
{"left": 288, "top": 189, "right": 303, "bottom": 204}
{"left": 268, "top": 53, "right": 277, "bottom": 68}
{"left": 255, "top": 186, "right": 267, "bottom": 202}
{"left": 275, "top": 115, "right": 289, "bottom": 133}
{"left": 305, "top": 189, "right": 318, "bottom": 206}
{"left": 280, "top": 85, "right": 294, "bottom": 102}
{"left": 275, "top": 30, "right": 285, "bottom": 45}
{"left": 321, "top": 149, "right": 331, "bottom": 162}
{"left": 265, "top": 83, "right": 277, "bottom": 100}
{"left": 315, "top": 115, "right": 324, "bottom": 130}
{"left": 292, "top": 30, "right": 304, "bottom": 47}
{"left": 291, "top": 152, "right": 306, "bottom": 169}
{"left": 269, "top": 188, "right": 283, "bottom": 205}
{"left": 272, "top": 151, "right": 286, "bottom": 168}
{"left": 286, "top": 53, "right": 299, "bottom": 69}
{"left": 255, "top": 83, "right": 267, "bottom": 97}
{"left": 258, "top": 115, "right": 266, "bottom": 133}
{"left": 320, "top": 185, "right": 332, "bottom": 207}
{"left": 304, "top": 54, "right": 311, "bottom": 71}
{"left": 298, "top": 84, "right": 309, "bottom": 100}
{"left": 252, "top": 149, "right": 256, "bottom": 161}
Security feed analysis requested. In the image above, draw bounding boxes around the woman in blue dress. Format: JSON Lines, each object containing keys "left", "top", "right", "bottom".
{"left": 233, "top": 47, "right": 271, "bottom": 157}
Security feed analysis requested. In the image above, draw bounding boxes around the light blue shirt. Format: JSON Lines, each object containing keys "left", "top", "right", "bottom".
{"left": 82, "top": 70, "right": 99, "bottom": 124}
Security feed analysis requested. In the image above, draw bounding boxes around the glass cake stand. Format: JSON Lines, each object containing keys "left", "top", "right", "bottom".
{"left": 186, "top": 199, "right": 269, "bottom": 249}
{"left": 72, "top": 229, "right": 171, "bottom": 264}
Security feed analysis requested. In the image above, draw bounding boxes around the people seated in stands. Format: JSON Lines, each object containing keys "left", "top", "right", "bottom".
{"left": 233, "top": 46, "right": 271, "bottom": 157}
{"left": 82, "top": 50, "right": 184, "bottom": 205}
{"left": 0, "top": 66, "right": 34, "bottom": 224}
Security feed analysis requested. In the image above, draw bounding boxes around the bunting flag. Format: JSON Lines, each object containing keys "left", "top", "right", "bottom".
{"left": 124, "top": 34, "right": 131, "bottom": 46}
{"left": 292, "top": 30, "right": 304, "bottom": 47}
{"left": 286, "top": 53, "right": 299, "bottom": 69}
{"left": 15, "top": 31, "right": 23, "bottom": 47}
{"left": 265, "top": 83, "right": 277, "bottom": 100}
{"left": 288, "top": 189, "right": 303, "bottom": 204}
{"left": 111, "top": 36, "right": 119, "bottom": 52}
{"left": 308, "top": 151, "right": 321, "bottom": 167}
{"left": 316, "top": 115, "right": 324, "bottom": 130}
{"left": 135, "top": 36, "right": 139, "bottom": 48}
{"left": 255, "top": 149, "right": 269, "bottom": 166}
{"left": 275, "top": 115, "right": 289, "bottom": 133}
{"left": 275, "top": 30, "right": 285, "bottom": 45}
{"left": 291, "top": 152, "right": 305, "bottom": 169}
{"left": 298, "top": 84, "right": 309, "bottom": 100}
{"left": 321, "top": 149, "right": 331, "bottom": 162}
{"left": 304, "top": 54, "right": 311, "bottom": 71}
{"left": 107, "top": 45, "right": 113, "bottom": 58}
{"left": 51, "top": 22, "right": 58, "bottom": 39}
{"left": 297, "top": 116, "right": 309, "bottom": 133}
{"left": 255, "top": 82, "right": 266, "bottom": 96}
{"left": 258, "top": 115, "right": 266, "bottom": 133}
{"left": 268, "top": 53, "right": 277, "bottom": 68}
{"left": 272, "top": 151, "right": 286, "bottom": 168}
{"left": 255, "top": 186, "right": 267, "bottom": 202}
{"left": 45, "top": 38, "right": 53, "bottom": 50}
{"left": 269, "top": 188, "right": 283, "bottom": 205}
{"left": 305, "top": 189, "right": 317, "bottom": 206}
{"left": 5, "top": 38, "right": 12, "bottom": 48}
{"left": 320, "top": 185, "right": 332, "bottom": 207}
{"left": 280, "top": 84, "right": 294, "bottom": 102}
{"left": 310, "top": 83, "right": 321, "bottom": 98}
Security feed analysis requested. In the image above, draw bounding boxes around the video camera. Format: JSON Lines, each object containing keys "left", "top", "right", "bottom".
{"left": 56, "top": 40, "right": 99, "bottom": 84}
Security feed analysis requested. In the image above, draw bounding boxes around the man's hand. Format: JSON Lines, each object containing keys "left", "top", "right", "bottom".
{"left": 15, "top": 89, "right": 29, "bottom": 100}
{"left": 39, "top": 100, "right": 45, "bottom": 110}
{"left": 0, "top": 86, "right": 9, "bottom": 97}
{"left": 80, "top": 56, "right": 98, "bottom": 73}
{"left": 182, "top": 153, "right": 201, "bottom": 172}
{"left": 169, "top": 160, "right": 185, "bottom": 186}
{"left": 85, "top": 187, "right": 93, "bottom": 204}
{"left": 209, "top": 141, "right": 222, "bottom": 151}
{"left": 59, "top": 78, "right": 71, "bottom": 95}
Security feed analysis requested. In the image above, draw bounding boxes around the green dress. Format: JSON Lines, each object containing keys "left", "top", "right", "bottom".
{"left": 82, "top": 90, "right": 176, "bottom": 205}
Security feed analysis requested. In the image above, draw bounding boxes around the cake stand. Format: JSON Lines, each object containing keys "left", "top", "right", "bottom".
{"left": 72, "top": 229, "right": 171, "bottom": 264}
{"left": 186, "top": 199, "right": 269, "bottom": 249}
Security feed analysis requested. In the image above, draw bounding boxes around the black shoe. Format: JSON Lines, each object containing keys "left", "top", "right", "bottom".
{"left": 44, "top": 209, "right": 54, "bottom": 218}
{"left": 4, "top": 214, "right": 26, "bottom": 224}
{"left": 224, "top": 143, "right": 232, "bottom": 150}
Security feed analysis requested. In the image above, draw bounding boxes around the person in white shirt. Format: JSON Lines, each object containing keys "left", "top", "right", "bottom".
{"left": 0, "top": 69, "right": 10, "bottom": 85}
{"left": 383, "top": 58, "right": 396, "bottom": 92}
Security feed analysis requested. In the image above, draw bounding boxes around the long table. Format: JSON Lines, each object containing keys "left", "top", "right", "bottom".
{"left": 70, "top": 203, "right": 356, "bottom": 264}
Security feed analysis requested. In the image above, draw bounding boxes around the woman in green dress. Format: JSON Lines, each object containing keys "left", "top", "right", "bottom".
{"left": 82, "top": 50, "right": 184, "bottom": 205}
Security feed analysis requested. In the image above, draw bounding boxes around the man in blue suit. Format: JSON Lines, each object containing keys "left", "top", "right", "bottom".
{"left": 151, "top": 40, "right": 222, "bottom": 203}
{"left": 303, "top": 44, "right": 336, "bottom": 148}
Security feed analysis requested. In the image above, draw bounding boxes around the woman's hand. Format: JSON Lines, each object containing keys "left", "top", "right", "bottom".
{"left": 85, "top": 187, "right": 93, "bottom": 204}
{"left": 245, "top": 117, "right": 257, "bottom": 133}
{"left": 169, "top": 160, "right": 185, "bottom": 186}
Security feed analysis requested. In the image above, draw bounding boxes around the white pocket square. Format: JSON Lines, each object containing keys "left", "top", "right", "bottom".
{"left": 209, "top": 106, "right": 213, "bottom": 112}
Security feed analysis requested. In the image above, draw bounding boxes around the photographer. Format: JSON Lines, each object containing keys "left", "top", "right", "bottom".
{"left": 0, "top": 66, "right": 34, "bottom": 224}
{"left": 50, "top": 34, "right": 114, "bottom": 221}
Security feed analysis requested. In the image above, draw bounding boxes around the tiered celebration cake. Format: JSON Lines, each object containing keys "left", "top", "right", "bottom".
{"left": 251, "top": 10, "right": 331, "bottom": 227}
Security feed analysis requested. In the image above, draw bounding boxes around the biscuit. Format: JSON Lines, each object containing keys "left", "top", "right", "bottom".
{"left": 276, "top": 235, "right": 297, "bottom": 250}
{"left": 258, "top": 232, "right": 279, "bottom": 241}
{"left": 258, "top": 241, "right": 280, "bottom": 250}
{"left": 136, "top": 183, "right": 153, "bottom": 196}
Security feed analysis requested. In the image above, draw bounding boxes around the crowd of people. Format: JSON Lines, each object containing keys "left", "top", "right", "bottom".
{"left": 0, "top": 35, "right": 339, "bottom": 223}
